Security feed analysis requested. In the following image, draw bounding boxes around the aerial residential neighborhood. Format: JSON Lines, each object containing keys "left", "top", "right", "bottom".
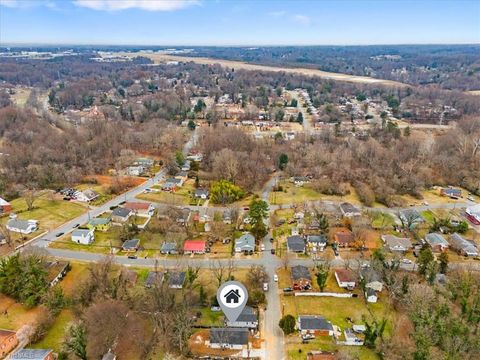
{"left": 0, "top": 1, "right": 479, "bottom": 359}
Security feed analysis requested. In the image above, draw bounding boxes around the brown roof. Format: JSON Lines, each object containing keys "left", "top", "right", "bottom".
{"left": 334, "top": 229, "right": 354, "bottom": 245}
{"left": 0, "top": 329, "right": 16, "bottom": 340}
{"left": 124, "top": 202, "right": 151, "bottom": 210}
{"left": 335, "top": 269, "right": 355, "bottom": 283}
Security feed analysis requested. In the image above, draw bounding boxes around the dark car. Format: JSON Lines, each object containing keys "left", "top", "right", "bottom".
{"left": 73, "top": 223, "right": 80, "bottom": 228}
{"left": 269, "top": 237, "right": 274, "bottom": 243}
{"left": 283, "top": 287, "right": 293, "bottom": 292}
{"left": 127, "top": 255, "right": 137, "bottom": 259}
{"left": 270, "top": 249, "right": 276, "bottom": 254}
{"left": 55, "top": 232, "right": 64, "bottom": 237}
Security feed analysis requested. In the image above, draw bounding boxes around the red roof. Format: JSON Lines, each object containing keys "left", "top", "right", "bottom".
{"left": 335, "top": 269, "right": 355, "bottom": 283}
{"left": 183, "top": 240, "right": 206, "bottom": 252}
{"left": 124, "top": 202, "right": 151, "bottom": 210}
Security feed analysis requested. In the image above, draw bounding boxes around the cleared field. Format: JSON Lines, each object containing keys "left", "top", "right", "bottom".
{"left": 31, "top": 309, "right": 74, "bottom": 352}
{"left": 0, "top": 295, "right": 46, "bottom": 330}
{"left": 113, "top": 52, "right": 408, "bottom": 87}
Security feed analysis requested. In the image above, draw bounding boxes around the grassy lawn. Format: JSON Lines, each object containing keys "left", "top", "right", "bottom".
{"left": 0, "top": 295, "right": 46, "bottom": 330}
{"left": 194, "top": 308, "right": 224, "bottom": 327}
{"left": 1, "top": 192, "right": 88, "bottom": 232}
{"left": 420, "top": 210, "right": 436, "bottom": 223}
{"left": 31, "top": 309, "right": 74, "bottom": 352}
{"left": 370, "top": 211, "right": 396, "bottom": 229}
{"left": 137, "top": 190, "right": 190, "bottom": 206}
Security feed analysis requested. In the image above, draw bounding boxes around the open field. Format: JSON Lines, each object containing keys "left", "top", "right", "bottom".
{"left": 112, "top": 52, "right": 408, "bottom": 87}
{"left": 0, "top": 295, "right": 46, "bottom": 330}
{"left": 31, "top": 309, "right": 74, "bottom": 352}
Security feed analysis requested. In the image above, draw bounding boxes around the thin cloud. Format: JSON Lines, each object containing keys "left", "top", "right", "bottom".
{"left": 0, "top": 0, "right": 38, "bottom": 8}
{"left": 73, "top": 0, "right": 200, "bottom": 11}
{"left": 268, "top": 10, "right": 286, "bottom": 18}
{"left": 292, "top": 14, "right": 311, "bottom": 26}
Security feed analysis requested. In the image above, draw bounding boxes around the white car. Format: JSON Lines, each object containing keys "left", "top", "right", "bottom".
{"left": 263, "top": 282, "right": 269, "bottom": 291}
{"left": 260, "top": 244, "right": 265, "bottom": 251}
{"left": 402, "top": 258, "right": 413, "bottom": 264}
{"left": 274, "top": 274, "right": 278, "bottom": 282}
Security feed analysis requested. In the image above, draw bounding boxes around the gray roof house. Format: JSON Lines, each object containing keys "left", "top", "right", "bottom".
{"left": 111, "top": 207, "right": 132, "bottom": 222}
{"left": 381, "top": 234, "right": 412, "bottom": 252}
{"left": 11, "top": 349, "right": 54, "bottom": 360}
{"left": 298, "top": 316, "right": 334, "bottom": 335}
{"left": 287, "top": 235, "right": 306, "bottom": 253}
{"left": 399, "top": 209, "right": 423, "bottom": 227}
{"left": 425, "top": 233, "right": 450, "bottom": 252}
{"left": 340, "top": 202, "right": 361, "bottom": 217}
{"left": 449, "top": 233, "right": 478, "bottom": 256}
{"left": 209, "top": 328, "right": 249, "bottom": 349}
{"left": 160, "top": 242, "right": 178, "bottom": 254}
{"left": 6, "top": 218, "right": 38, "bottom": 234}
{"left": 360, "top": 268, "right": 383, "bottom": 292}
{"left": 145, "top": 271, "right": 164, "bottom": 288}
{"left": 225, "top": 306, "right": 258, "bottom": 329}
{"left": 122, "top": 239, "right": 140, "bottom": 252}
{"left": 235, "top": 233, "right": 255, "bottom": 253}
{"left": 291, "top": 265, "right": 312, "bottom": 290}
{"left": 194, "top": 189, "right": 210, "bottom": 199}
{"left": 306, "top": 234, "right": 327, "bottom": 252}
{"left": 167, "top": 271, "right": 186, "bottom": 289}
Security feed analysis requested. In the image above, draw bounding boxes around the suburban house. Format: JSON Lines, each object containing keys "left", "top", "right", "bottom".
{"left": 365, "top": 288, "right": 378, "bottom": 303}
{"left": 87, "top": 217, "right": 111, "bottom": 232}
{"left": 335, "top": 269, "right": 356, "bottom": 290}
{"left": 294, "top": 211, "right": 305, "bottom": 220}
{"left": 333, "top": 228, "right": 354, "bottom": 248}
{"left": 291, "top": 265, "right": 312, "bottom": 290}
{"left": 6, "top": 218, "right": 38, "bottom": 234}
{"left": 194, "top": 189, "right": 210, "bottom": 200}
{"left": 306, "top": 234, "right": 327, "bottom": 252}
{"left": 11, "top": 349, "right": 54, "bottom": 360}
{"left": 287, "top": 235, "right": 306, "bottom": 253}
{"left": 187, "top": 152, "right": 203, "bottom": 162}
{"left": 160, "top": 242, "right": 178, "bottom": 255}
{"left": 298, "top": 316, "right": 334, "bottom": 336}
{"left": 183, "top": 240, "right": 206, "bottom": 254}
{"left": 0, "top": 329, "right": 18, "bottom": 358}
{"left": 144, "top": 271, "right": 164, "bottom": 288}
{"left": 181, "top": 160, "right": 191, "bottom": 171}
{"left": 425, "top": 233, "right": 450, "bottom": 252}
{"left": 175, "top": 171, "right": 188, "bottom": 181}
{"left": 45, "top": 261, "right": 70, "bottom": 287}
{"left": 440, "top": 187, "right": 462, "bottom": 199}
{"left": 292, "top": 176, "right": 309, "bottom": 187}
{"left": 161, "top": 181, "right": 177, "bottom": 192}
{"left": 122, "top": 239, "right": 140, "bottom": 252}
{"left": 340, "top": 202, "right": 361, "bottom": 217}
{"left": 111, "top": 207, "right": 132, "bottom": 223}
{"left": 127, "top": 165, "right": 145, "bottom": 176}
{"left": 124, "top": 202, "right": 154, "bottom": 216}
{"left": 0, "top": 197, "right": 12, "bottom": 214}
{"left": 209, "top": 328, "right": 249, "bottom": 350}
{"left": 71, "top": 229, "right": 95, "bottom": 245}
{"left": 381, "top": 234, "right": 412, "bottom": 252}
{"left": 167, "top": 271, "right": 186, "bottom": 289}
{"left": 225, "top": 306, "right": 258, "bottom": 329}
{"left": 466, "top": 204, "right": 480, "bottom": 225}
{"left": 235, "top": 233, "right": 255, "bottom": 254}
{"left": 399, "top": 209, "right": 423, "bottom": 227}
{"left": 176, "top": 209, "right": 191, "bottom": 225}
{"left": 133, "top": 157, "right": 154, "bottom": 167}
{"left": 360, "top": 268, "right": 383, "bottom": 292}
{"left": 75, "top": 189, "right": 99, "bottom": 202}
{"left": 449, "top": 233, "right": 478, "bottom": 257}
{"left": 223, "top": 210, "right": 233, "bottom": 224}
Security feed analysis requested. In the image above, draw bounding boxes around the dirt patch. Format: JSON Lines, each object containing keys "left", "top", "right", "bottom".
{"left": 112, "top": 52, "right": 408, "bottom": 88}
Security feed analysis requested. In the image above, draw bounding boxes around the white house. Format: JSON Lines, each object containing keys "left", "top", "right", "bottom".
{"left": 365, "top": 288, "right": 378, "bottom": 303}
{"left": 225, "top": 306, "right": 258, "bottom": 329}
{"left": 6, "top": 218, "right": 38, "bottom": 234}
{"left": 74, "top": 189, "right": 99, "bottom": 202}
{"left": 335, "top": 269, "right": 356, "bottom": 290}
{"left": 71, "top": 229, "right": 95, "bottom": 245}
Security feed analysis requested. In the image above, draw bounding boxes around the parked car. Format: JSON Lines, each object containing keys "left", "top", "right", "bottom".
{"left": 56, "top": 232, "right": 64, "bottom": 237}
{"left": 402, "top": 258, "right": 413, "bottom": 264}
{"left": 73, "top": 223, "right": 80, "bottom": 228}
{"left": 274, "top": 274, "right": 278, "bottom": 282}
{"left": 302, "top": 334, "right": 315, "bottom": 340}
{"left": 269, "top": 237, "right": 274, "bottom": 243}
{"left": 260, "top": 244, "right": 265, "bottom": 251}
{"left": 467, "top": 195, "right": 475, "bottom": 201}
{"left": 283, "top": 287, "right": 293, "bottom": 293}
{"left": 270, "top": 249, "right": 276, "bottom": 254}
{"left": 263, "top": 282, "right": 269, "bottom": 291}
{"left": 127, "top": 255, "right": 137, "bottom": 259}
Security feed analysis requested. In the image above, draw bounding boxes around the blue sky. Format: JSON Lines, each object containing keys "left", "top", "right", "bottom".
{"left": 0, "top": 0, "right": 479, "bottom": 45}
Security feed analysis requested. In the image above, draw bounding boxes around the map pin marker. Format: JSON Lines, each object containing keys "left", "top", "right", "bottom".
{"left": 217, "top": 281, "right": 249, "bottom": 323}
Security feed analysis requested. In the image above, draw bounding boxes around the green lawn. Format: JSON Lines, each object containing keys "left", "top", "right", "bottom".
{"left": 195, "top": 308, "right": 224, "bottom": 327}
{"left": 370, "top": 211, "right": 396, "bottom": 229}
{"left": 420, "top": 210, "right": 436, "bottom": 223}
{"left": 31, "top": 309, "right": 74, "bottom": 352}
